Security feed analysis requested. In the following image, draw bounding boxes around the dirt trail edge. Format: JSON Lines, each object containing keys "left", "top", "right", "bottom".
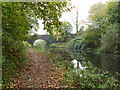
{"left": 13, "top": 48, "right": 65, "bottom": 88}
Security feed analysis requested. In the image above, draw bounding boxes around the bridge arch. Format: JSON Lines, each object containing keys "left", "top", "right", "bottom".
{"left": 27, "top": 35, "right": 56, "bottom": 45}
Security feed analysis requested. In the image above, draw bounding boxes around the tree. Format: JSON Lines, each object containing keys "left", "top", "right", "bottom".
{"left": 71, "top": 7, "right": 85, "bottom": 35}
{"left": 88, "top": 2, "right": 106, "bottom": 29}
{"left": 53, "top": 21, "right": 73, "bottom": 42}
{"left": 61, "top": 21, "right": 73, "bottom": 41}
{"left": 68, "top": 2, "right": 120, "bottom": 53}
{"left": 78, "top": 26, "right": 84, "bottom": 35}
{"left": 99, "top": 2, "right": 119, "bottom": 53}
{"left": 86, "top": 2, "right": 119, "bottom": 52}
{"left": 2, "top": 2, "right": 71, "bottom": 88}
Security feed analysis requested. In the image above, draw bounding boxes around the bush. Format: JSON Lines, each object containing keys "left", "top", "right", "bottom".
{"left": 2, "top": 35, "right": 27, "bottom": 88}
{"left": 50, "top": 43, "right": 58, "bottom": 49}
{"left": 68, "top": 37, "right": 84, "bottom": 50}
{"left": 61, "top": 62, "right": 119, "bottom": 88}
{"left": 68, "top": 27, "right": 102, "bottom": 52}
{"left": 100, "top": 24, "right": 118, "bottom": 53}
{"left": 23, "top": 41, "right": 32, "bottom": 47}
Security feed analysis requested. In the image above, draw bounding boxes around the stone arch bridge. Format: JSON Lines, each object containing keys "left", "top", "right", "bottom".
{"left": 28, "top": 35, "right": 56, "bottom": 45}
{"left": 28, "top": 34, "right": 76, "bottom": 45}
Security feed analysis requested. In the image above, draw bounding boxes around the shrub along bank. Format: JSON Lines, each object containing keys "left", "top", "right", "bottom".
{"left": 48, "top": 48, "right": 119, "bottom": 88}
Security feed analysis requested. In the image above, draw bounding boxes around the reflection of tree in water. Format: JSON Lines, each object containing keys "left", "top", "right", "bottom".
{"left": 69, "top": 50, "right": 87, "bottom": 70}
{"left": 68, "top": 49, "right": 120, "bottom": 79}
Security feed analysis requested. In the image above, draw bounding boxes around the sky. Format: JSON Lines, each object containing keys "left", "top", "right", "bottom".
{"left": 36, "top": 0, "right": 110, "bottom": 35}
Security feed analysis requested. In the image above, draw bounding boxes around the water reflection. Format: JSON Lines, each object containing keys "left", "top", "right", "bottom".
{"left": 67, "top": 49, "right": 120, "bottom": 79}
{"left": 71, "top": 59, "right": 86, "bottom": 70}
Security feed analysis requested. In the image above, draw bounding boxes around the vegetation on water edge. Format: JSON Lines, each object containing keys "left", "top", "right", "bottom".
{"left": 50, "top": 43, "right": 58, "bottom": 49}
{"left": 48, "top": 48, "right": 119, "bottom": 88}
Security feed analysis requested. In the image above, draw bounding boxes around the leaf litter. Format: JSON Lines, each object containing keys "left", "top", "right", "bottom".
{"left": 12, "top": 48, "right": 67, "bottom": 88}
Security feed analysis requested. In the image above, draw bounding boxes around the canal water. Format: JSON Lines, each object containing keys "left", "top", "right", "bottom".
{"left": 66, "top": 49, "right": 120, "bottom": 80}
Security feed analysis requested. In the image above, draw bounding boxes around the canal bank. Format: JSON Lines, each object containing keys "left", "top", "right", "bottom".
{"left": 48, "top": 46, "right": 119, "bottom": 88}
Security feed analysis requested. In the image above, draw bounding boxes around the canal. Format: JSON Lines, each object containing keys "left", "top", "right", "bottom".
{"left": 52, "top": 47, "right": 120, "bottom": 81}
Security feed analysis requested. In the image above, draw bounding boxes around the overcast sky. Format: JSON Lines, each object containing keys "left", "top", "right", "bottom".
{"left": 36, "top": 0, "right": 110, "bottom": 35}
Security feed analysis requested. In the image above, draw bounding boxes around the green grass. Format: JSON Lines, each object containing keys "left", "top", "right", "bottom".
{"left": 32, "top": 46, "right": 46, "bottom": 52}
